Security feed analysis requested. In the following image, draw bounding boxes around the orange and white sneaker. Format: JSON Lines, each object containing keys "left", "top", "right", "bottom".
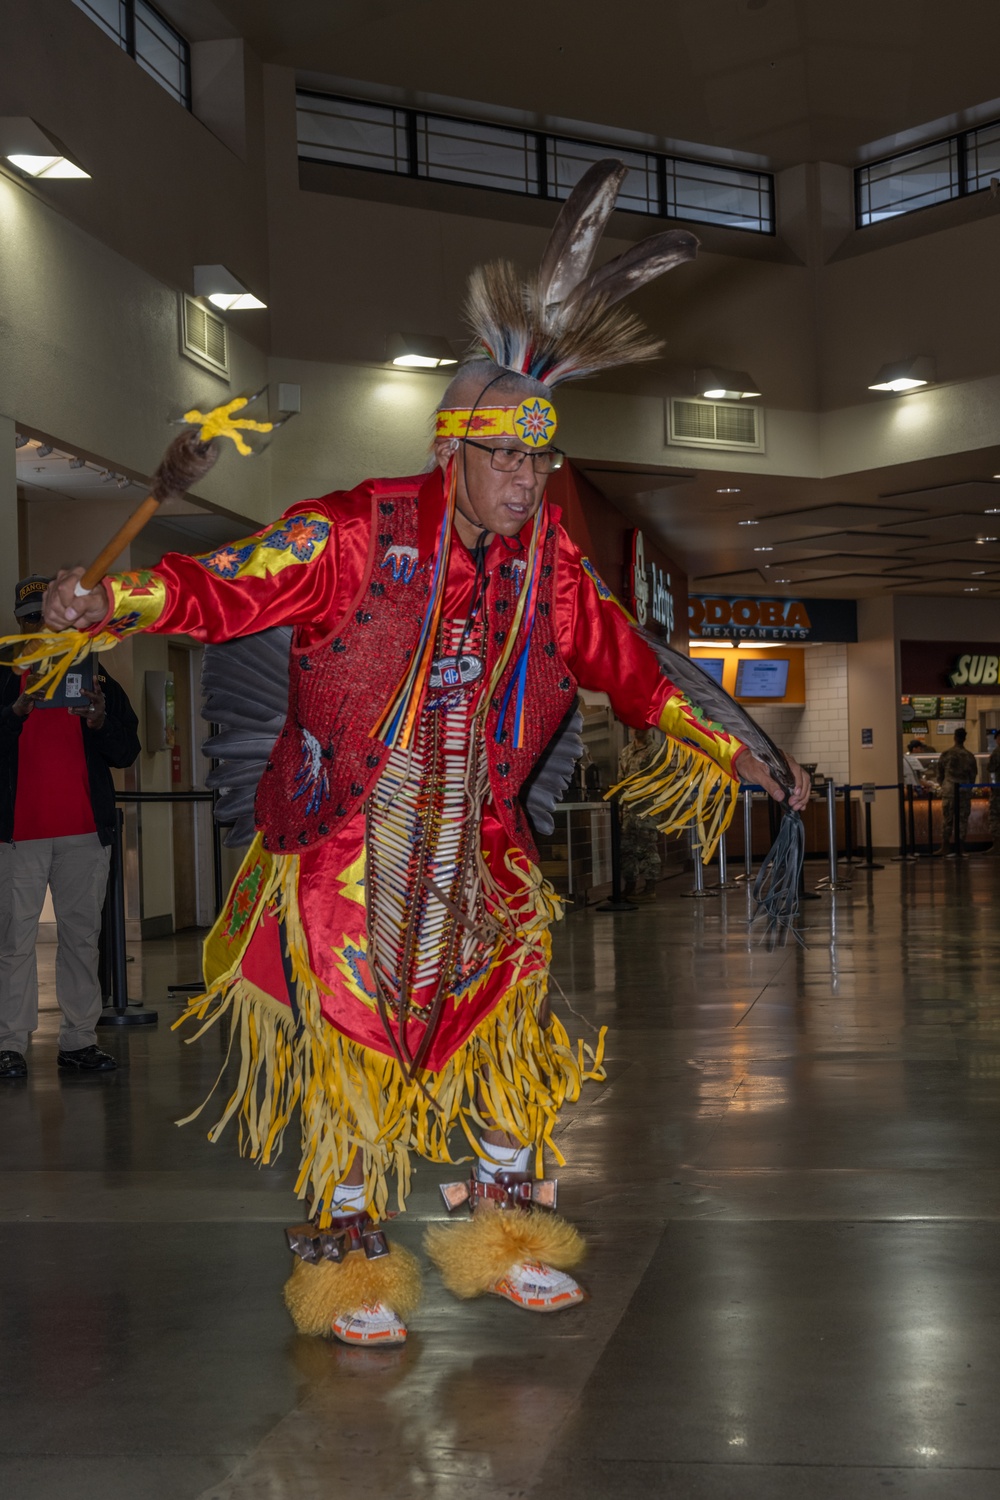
{"left": 330, "top": 1300, "right": 407, "bottom": 1346}
{"left": 490, "top": 1260, "right": 585, "bottom": 1313}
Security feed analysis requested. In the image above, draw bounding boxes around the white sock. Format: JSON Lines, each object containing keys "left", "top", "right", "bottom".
{"left": 331, "top": 1181, "right": 366, "bottom": 1213}
{"left": 477, "top": 1138, "right": 532, "bottom": 1182}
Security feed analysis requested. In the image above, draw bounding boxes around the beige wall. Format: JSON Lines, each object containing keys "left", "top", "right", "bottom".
{"left": 847, "top": 597, "right": 900, "bottom": 847}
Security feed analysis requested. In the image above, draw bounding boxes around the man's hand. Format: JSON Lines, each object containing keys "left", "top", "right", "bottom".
{"left": 70, "top": 685, "right": 106, "bottom": 731}
{"left": 735, "top": 748, "right": 811, "bottom": 812}
{"left": 12, "top": 671, "right": 41, "bottom": 719}
{"left": 43, "top": 568, "right": 108, "bottom": 631}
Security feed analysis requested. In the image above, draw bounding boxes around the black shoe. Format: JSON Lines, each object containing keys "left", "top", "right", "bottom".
{"left": 57, "top": 1045, "right": 117, "bottom": 1073}
{"left": 0, "top": 1050, "right": 27, "bottom": 1079}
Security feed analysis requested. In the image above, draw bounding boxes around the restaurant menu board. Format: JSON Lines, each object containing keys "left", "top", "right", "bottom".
{"left": 938, "top": 696, "right": 967, "bottom": 718}
{"left": 735, "top": 658, "right": 790, "bottom": 698}
{"left": 695, "top": 657, "right": 726, "bottom": 685}
{"left": 909, "top": 696, "right": 940, "bottom": 718}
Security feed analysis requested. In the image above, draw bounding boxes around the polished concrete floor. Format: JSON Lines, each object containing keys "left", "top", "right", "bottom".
{"left": 3, "top": 858, "right": 1000, "bottom": 1498}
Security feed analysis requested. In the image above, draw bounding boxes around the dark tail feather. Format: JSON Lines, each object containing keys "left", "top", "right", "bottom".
{"left": 751, "top": 806, "right": 805, "bottom": 943}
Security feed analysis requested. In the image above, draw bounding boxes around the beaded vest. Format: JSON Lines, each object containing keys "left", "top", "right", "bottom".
{"left": 254, "top": 479, "right": 576, "bottom": 860}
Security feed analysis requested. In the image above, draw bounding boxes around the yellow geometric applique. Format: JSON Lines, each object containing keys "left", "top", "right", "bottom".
{"left": 195, "top": 512, "right": 330, "bottom": 582}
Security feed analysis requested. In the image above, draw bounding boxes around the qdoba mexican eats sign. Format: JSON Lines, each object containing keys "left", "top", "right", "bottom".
{"left": 689, "top": 595, "right": 858, "bottom": 643}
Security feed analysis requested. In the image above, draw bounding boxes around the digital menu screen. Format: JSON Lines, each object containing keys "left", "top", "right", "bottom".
{"left": 910, "top": 696, "right": 940, "bottom": 717}
{"left": 695, "top": 657, "right": 726, "bottom": 685}
{"left": 938, "top": 696, "right": 967, "bottom": 718}
{"left": 735, "top": 658, "right": 790, "bottom": 698}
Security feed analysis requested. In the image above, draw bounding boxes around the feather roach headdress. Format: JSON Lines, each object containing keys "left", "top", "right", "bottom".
{"left": 465, "top": 159, "right": 698, "bottom": 386}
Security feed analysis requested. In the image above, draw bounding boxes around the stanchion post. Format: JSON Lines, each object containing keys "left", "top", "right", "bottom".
{"left": 595, "top": 794, "right": 638, "bottom": 913}
{"left": 897, "top": 782, "right": 908, "bottom": 860}
{"left": 98, "top": 809, "right": 158, "bottom": 1028}
{"left": 743, "top": 785, "right": 753, "bottom": 880}
{"left": 862, "top": 788, "right": 884, "bottom": 869}
{"left": 680, "top": 826, "right": 719, "bottom": 899}
{"left": 843, "top": 785, "right": 858, "bottom": 864}
{"left": 817, "top": 778, "right": 847, "bottom": 892}
{"left": 715, "top": 827, "right": 739, "bottom": 890}
{"left": 907, "top": 784, "right": 917, "bottom": 856}
{"left": 953, "top": 787, "right": 963, "bottom": 858}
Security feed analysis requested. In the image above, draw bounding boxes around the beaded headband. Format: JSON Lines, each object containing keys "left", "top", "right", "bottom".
{"left": 435, "top": 397, "right": 558, "bottom": 448}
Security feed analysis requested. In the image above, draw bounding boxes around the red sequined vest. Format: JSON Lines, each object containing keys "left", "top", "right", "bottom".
{"left": 254, "top": 480, "right": 577, "bottom": 861}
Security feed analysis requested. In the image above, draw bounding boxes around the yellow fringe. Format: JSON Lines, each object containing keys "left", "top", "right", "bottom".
{"left": 174, "top": 855, "right": 606, "bottom": 1226}
{"left": 609, "top": 738, "right": 739, "bottom": 863}
{"left": 0, "top": 627, "right": 122, "bottom": 700}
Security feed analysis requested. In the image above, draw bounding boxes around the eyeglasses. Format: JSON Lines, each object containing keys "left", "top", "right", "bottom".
{"left": 459, "top": 438, "right": 564, "bottom": 474}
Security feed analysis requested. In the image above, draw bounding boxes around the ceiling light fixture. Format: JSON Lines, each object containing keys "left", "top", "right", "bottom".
{"left": 965, "top": 587, "right": 980, "bottom": 592}
{"left": 193, "top": 264, "right": 267, "bottom": 311}
{"left": 975, "top": 536, "right": 998, "bottom": 544}
{"left": 716, "top": 487, "right": 741, "bottom": 493}
{"left": 35, "top": 443, "right": 53, "bottom": 458}
{"left": 387, "top": 333, "right": 458, "bottom": 369}
{"left": 695, "top": 367, "right": 761, "bottom": 400}
{"left": 0, "top": 117, "right": 90, "bottom": 179}
{"left": 753, "top": 546, "right": 773, "bottom": 552}
{"left": 737, "top": 519, "right": 759, "bottom": 526}
{"left": 68, "top": 457, "right": 85, "bottom": 469}
{"left": 14, "top": 433, "right": 27, "bottom": 449}
{"left": 868, "top": 356, "right": 935, "bottom": 393}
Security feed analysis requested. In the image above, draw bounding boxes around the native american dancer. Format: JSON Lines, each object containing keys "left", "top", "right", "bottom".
{"left": 43, "top": 161, "right": 809, "bottom": 1347}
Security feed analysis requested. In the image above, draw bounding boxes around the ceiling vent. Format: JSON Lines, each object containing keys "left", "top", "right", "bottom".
{"left": 181, "top": 295, "right": 229, "bottom": 378}
{"left": 667, "top": 397, "right": 763, "bottom": 453}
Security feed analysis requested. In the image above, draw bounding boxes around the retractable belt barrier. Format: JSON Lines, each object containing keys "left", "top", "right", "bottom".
{"left": 98, "top": 789, "right": 220, "bottom": 1027}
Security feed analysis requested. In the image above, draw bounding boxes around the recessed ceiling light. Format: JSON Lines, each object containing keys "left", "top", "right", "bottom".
{"left": 774, "top": 578, "right": 791, "bottom": 583}
{"left": 975, "top": 536, "right": 999, "bottom": 544}
{"left": 965, "top": 587, "right": 980, "bottom": 592}
{"left": 753, "top": 546, "right": 773, "bottom": 552}
{"left": 986, "top": 506, "right": 1000, "bottom": 512}
{"left": 738, "top": 518, "right": 759, "bottom": 525}
{"left": 972, "top": 570, "right": 987, "bottom": 575}
{"left": 717, "top": 487, "right": 741, "bottom": 494}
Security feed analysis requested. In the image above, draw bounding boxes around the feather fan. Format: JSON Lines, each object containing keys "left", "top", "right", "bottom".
{"left": 201, "top": 626, "right": 292, "bottom": 847}
{"left": 636, "top": 631, "right": 803, "bottom": 932}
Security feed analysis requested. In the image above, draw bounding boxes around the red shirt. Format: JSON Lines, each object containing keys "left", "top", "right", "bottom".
{"left": 13, "top": 706, "right": 97, "bottom": 841}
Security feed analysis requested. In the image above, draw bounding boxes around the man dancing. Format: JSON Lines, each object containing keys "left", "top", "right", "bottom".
{"left": 44, "top": 161, "right": 808, "bottom": 1346}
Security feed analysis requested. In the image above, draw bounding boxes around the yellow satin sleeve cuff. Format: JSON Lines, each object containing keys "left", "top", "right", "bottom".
{"left": 656, "top": 689, "right": 744, "bottom": 778}
{"left": 103, "top": 569, "right": 168, "bottom": 637}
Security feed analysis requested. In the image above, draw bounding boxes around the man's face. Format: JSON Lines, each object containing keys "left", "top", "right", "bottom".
{"left": 434, "top": 435, "right": 549, "bottom": 539}
{"left": 18, "top": 613, "right": 43, "bottom": 635}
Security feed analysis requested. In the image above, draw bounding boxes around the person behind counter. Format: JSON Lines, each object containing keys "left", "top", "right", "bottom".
{"left": 935, "top": 727, "right": 978, "bottom": 857}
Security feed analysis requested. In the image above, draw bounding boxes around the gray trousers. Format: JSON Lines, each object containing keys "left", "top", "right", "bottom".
{"left": 0, "top": 834, "right": 111, "bottom": 1052}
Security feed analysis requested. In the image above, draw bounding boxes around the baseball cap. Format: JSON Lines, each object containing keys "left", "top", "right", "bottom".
{"left": 14, "top": 575, "right": 49, "bottom": 618}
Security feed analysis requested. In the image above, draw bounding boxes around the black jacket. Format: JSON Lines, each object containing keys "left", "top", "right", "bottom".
{"left": 0, "top": 662, "right": 141, "bottom": 846}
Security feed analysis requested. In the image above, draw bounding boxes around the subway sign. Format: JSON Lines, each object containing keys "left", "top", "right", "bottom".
{"left": 949, "top": 652, "right": 1000, "bottom": 687}
{"left": 689, "top": 595, "right": 858, "bottom": 643}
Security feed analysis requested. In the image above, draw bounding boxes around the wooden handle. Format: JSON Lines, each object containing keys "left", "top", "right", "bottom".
{"left": 79, "top": 493, "right": 162, "bottom": 591}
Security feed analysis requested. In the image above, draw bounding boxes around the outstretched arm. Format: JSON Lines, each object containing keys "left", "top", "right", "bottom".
{"left": 559, "top": 549, "right": 809, "bottom": 811}
{"left": 42, "top": 504, "right": 340, "bottom": 644}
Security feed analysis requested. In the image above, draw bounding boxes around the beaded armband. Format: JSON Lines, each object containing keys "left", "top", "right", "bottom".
{"left": 102, "top": 569, "right": 168, "bottom": 638}
{"left": 656, "top": 689, "right": 743, "bottom": 778}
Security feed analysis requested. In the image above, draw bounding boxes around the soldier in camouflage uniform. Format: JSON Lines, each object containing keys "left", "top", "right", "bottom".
{"left": 619, "top": 727, "right": 662, "bottom": 897}
{"left": 935, "top": 728, "right": 978, "bottom": 855}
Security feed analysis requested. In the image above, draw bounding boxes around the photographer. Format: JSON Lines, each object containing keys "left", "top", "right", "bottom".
{"left": 0, "top": 575, "right": 140, "bottom": 1079}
